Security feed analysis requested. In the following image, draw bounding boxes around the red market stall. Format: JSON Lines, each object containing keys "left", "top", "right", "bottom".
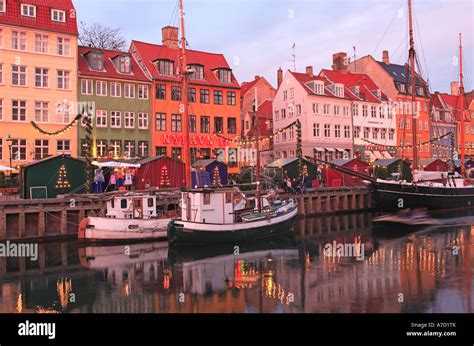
{"left": 420, "top": 159, "right": 449, "bottom": 172}
{"left": 323, "top": 158, "right": 370, "bottom": 187}
{"left": 135, "top": 156, "right": 185, "bottom": 190}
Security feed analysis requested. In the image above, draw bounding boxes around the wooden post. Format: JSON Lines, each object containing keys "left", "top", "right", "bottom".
{"left": 18, "top": 208, "right": 26, "bottom": 240}
{"left": 351, "top": 194, "right": 357, "bottom": 209}
{"left": 343, "top": 194, "right": 349, "bottom": 210}
{"left": 60, "top": 209, "right": 67, "bottom": 235}
{"left": 325, "top": 195, "right": 331, "bottom": 213}
{"left": 39, "top": 244, "right": 46, "bottom": 274}
{"left": 0, "top": 206, "right": 6, "bottom": 240}
{"left": 316, "top": 196, "right": 322, "bottom": 213}
{"left": 299, "top": 197, "right": 305, "bottom": 215}
{"left": 38, "top": 210, "right": 46, "bottom": 238}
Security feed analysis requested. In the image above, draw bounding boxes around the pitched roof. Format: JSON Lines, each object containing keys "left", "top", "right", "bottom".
{"left": 267, "top": 157, "right": 299, "bottom": 168}
{"left": 330, "top": 158, "right": 355, "bottom": 166}
{"left": 131, "top": 40, "right": 240, "bottom": 89}
{"left": 0, "top": 0, "right": 78, "bottom": 35}
{"left": 78, "top": 46, "right": 150, "bottom": 82}
{"left": 290, "top": 71, "right": 340, "bottom": 98}
{"left": 246, "top": 100, "right": 273, "bottom": 137}
{"left": 377, "top": 61, "right": 425, "bottom": 87}
{"left": 192, "top": 159, "right": 222, "bottom": 168}
{"left": 240, "top": 76, "right": 274, "bottom": 97}
{"left": 434, "top": 92, "right": 470, "bottom": 121}
{"left": 373, "top": 158, "right": 400, "bottom": 167}
{"left": 321, "top": 69, "right": 389, "bottom": 103}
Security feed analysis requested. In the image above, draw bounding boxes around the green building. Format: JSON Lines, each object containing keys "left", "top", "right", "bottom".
{"left": 78, "top": 46, "right": 152, "bottom": 159}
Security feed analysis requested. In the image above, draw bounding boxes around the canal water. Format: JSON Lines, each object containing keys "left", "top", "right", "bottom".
{"left": 0, "top": 212, "right": 472, "bottom": 313}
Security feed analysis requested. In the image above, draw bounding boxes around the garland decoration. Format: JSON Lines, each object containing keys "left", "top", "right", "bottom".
{"left": 31, "top": 114, "right": 82, "bottom": 137}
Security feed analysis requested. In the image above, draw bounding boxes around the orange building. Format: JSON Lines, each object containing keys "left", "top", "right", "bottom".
{"left": 0, "top": 0, "right": 79, "bottom": 169}
{"left": 130, "top": 27, "right": 241, "bottom": 173}
{"left": 348, "top": 51, "right": 432, "bottom": 162}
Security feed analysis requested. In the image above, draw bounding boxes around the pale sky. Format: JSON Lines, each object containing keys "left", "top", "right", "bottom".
{"left": 75, "top": 0, "right": 473, "bottom": 93}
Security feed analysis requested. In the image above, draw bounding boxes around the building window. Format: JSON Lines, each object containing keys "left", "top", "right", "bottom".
{"left": 138, "top": 85, "right": 148, "bottom": 99}
{"left": 379, "top": 106, "right": 384, "bottom": 118}
{"left": 214, "top": 117, "right": 223, "bottom": 134}
{"left": 124, "top": 83, "right": 135, "bottom": 98}
{"left": 187, "top": 88, "right": 196, "bottom": 103}
{"left": 217, "top": 69, "right": 232, "bottom": 83}
{"left": 12, "top": 139, "right": 27, "bottom": 161}
{"left": 335, "top": 125, "right": 341, "bottom": 138}
{"left": 57, "top": 139, "right": 71, "bottom": 153}
{"left": 334, "top": 106, "right": 340, "bottom": 116}
{"left": 156, "top": 84, "right": 166, "bottom": 99}
{"left": 214, "top": 90, "right": 223, "bottom": 105}
{"left": 352, "top": 104, "right": 359, "bottom": 116}
{"left": 171, "top": 147, "right": 182, "bottom": 161}
{"left": 111, "top": 111, "right": 121, "bottom": 128}
{"left": 81, "top": 79, "right": 93, "bottom": 95}
{"left": 156, "top": 146, "right": 167, "bottom": 157}
{"left": 188, "top": 64, "right": 204, "bottom": 79}
{"left": 125, "top": 112, "right": 135, "bottom": 128}
{"left": 343, "top": 106, "right": 349, "bottom": 116}
{"left": 110, "top": 140, "right": 122, "bottom": 156}
{"left": 228, "top": 118, "right": 236, "bottom": 134}
{"left": 283, "top": 90, "right": 287, "bottom": 100}
{"left": 156, "top": 60, "right": 174, "bottom": 76}
{"left": 313, "top": 103, "right": 319, "bottom": 114}
{"left": 362, "top": 105, "right": 368, "bottom": 117}
{"left": 371, "top": 106, "right": 377, "bottom": 118}
{"left": 138, "top": 113, "right": 148, "bottom": 129}
{"left": 35, "top": 101, "right": 48, "bottom": 122}
{"left": 56, "top": 101, "right": 70, "bottom": 124}
{"left": 96, "top": 81, "right": 107, "bottom": 96}
{"left": 0, "top": 63, "right": 3, "bottom": 83}
{"left": 21, "top": 4, "right": 36, "bottom": 17}
{"left": 227, "top": 92, "right": 236, "bottom": 106}
{"left": 12, "top": 31, "right": 26, "bottom": 50}
{"left": 354, "top": 126, "right": 360, "bottom": 138}
{"left": 57, "top": 70, "right": 71, "bottom": 90}
{"left": 313, "top": 123, "right": 320, "bottom": 137}
{"left": 155, "top": 113, "right": 166, "bottom": 131}
{"left": 96, "top": 140, "right": 107, "bottom": 157}
{"left": 275, "top": 110, "right": 280, "bottom": 121}
{"left": 281, "top": 109, "right": 286, "bottom": 119}
{"left": 34, "top": 68, "right": 49, "bottom": 88}
{"left": 35, "top": 34, "right": 48, "bottom": 53}
{"left": 200, "top": 116, "right": 210, "bottom": 133}
{"left": 381, "top": 128, "right": 387, "bottom": 140}
{"left": 389, "top": 129, "right": 395, "bottom": 140}
{"left": 124, "top": 141, "right": 135, "bottom": 157}
{"left": 116, "top": 55, "right": 130, "bottom": 74}
{"left": 171, "top": 114, "right": 182, "bottom": 132}
{"left": 296, "top": 104, "right": 302, "bottom": 116}
{"left": 34, "top": 140, "right": 49, "bottom": 160}
{"left": 12, "top": 65, "right": 27, "bottom": 86}
{"left": 324, "top": 124, "right": 331, "bottom": 138}
{"left": 200, "top": 89, "right": 210, "bottom": 103}
{"left": 0, "top": 1, "right": 5, "bottom": 12}
{"left": 0, "top": 99, "right": 3, "bottom": 120}
{"left": 363, "top": 127, "right": 370, "bottom": 139}
{"left": 138, "top": 141, "right": 148, "bottom": 157}
{"left": 52, "top": 9, "right": 66, "bottom": 22}
{"left": 372, "top": 128, "right": 379, "bottom": 139}
{"left": 96, "top": 110, "right": 107, "bottom": 128}
{"left": 111, "top": 82, "right": 121, "bottom": 97}
{"left": 171, "top": 86, "right": 181, "bottom": 101}
{"left": 189, "top": 115, "right": 196, "bottom": 133}
{"left": 12, "top": 100, "right": 27, "bottom": 121}
{"left": 344, "top": 125, "right": 350, "bottom": 138}
{"left": 57, "top": 37, "right": 70, "bottom": 56}
{"left": 323, "top": 104, "right": 330, "bottom": 115}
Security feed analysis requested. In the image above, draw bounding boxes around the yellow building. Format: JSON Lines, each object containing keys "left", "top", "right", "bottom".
{"left": 0, "top": 0, "right": 78, "bottom": 169}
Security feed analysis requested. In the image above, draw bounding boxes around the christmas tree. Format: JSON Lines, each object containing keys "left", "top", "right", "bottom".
{"left": 160, "top": 166, "right": 171, "bottom": 187}
{"left": 56, "top": 165, "right": 71, "bottom": 190}
{"left": 212, "top": 166, "right": 221, "bottom": 185}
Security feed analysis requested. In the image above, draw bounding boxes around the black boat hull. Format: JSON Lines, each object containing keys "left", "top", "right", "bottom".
{"left": 374, "top": 181, "right": 474, "bottom": 211}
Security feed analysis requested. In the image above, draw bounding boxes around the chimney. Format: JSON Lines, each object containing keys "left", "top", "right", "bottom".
{"left": 332, "top": 52, "right": 348, "bottom": 71}
{"left": 306, "top": 66, "right": 314, "bottom": 77}
{"left": 254, "top": 75, "right": 260, "bottom": 80}
{"left": 451, "top": 81, "right": 459, "bottom": 96}
{"left": 162, "top": 26, "right": 179, "bottom": 49}
{"left": 277, "top": 67, "right": 283, "bottom": 88}
{"left": 382, "top": 50, "right": 390, "bottom": 64}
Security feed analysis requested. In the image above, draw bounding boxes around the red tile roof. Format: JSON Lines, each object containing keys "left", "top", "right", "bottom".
{"left": 290, "top": 71, "right": 337, "bottom": 98}
{"left": 320, "top": 69, "right": 389, "bottom": 103}
{"left": 0, "top": 0, "right": 78, "bottom": 35}
{"left": 78, "top": 46, "right": 150, "bottom": 82}
{"left": 246, "top": 100, "right": 273, "bottom": 137}
{"left": 131, "top": 40, "right": 240, "bottom": 89}
{"left": 435, "top": 92, "right": 470, "bottom": 121}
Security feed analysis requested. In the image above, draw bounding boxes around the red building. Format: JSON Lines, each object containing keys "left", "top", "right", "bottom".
{"left": 419, "top": 159, "right": 449, "bottom": 172}
{"left": 130, "top": 27, "right": 241, "bottom": 173}
{"left": 135, "top": 156, "right": 185, "bottom": 189}
{"left": 324, "top": 158, "right": 370, "bottom": 187}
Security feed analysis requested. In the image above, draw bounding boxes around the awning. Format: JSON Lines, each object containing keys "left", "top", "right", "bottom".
{"left": 94, "top": 161, "right": 141, "bottom": 168}
{"left": 314, "top": 147, "right": 326, "bottom": 152}
{"left": 326, "top": 148, "right": 336, "bottom": 152}
{"left": 335, "top": 149, "right": 346, "bottom": 153}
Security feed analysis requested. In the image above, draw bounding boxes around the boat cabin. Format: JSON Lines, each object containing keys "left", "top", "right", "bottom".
{"left": 181, "top": 188, "right": 237, "bottom": 224}
{"left": 106, "top": 195, "right": 158, "bottom": 220}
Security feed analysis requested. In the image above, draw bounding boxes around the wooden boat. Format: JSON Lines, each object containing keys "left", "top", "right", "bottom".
{"left": 78, "top": 193, "right": 176, "bottom": 243}
{"left": 168, "top": 188, "right": 298, "bottom": 245}
{"left": 372, "top": 210, "right": 442, "bottom": 227}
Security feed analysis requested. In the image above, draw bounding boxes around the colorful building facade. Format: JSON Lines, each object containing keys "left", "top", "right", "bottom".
{"left": 0, "top": 0, "right": 78, "bottom": 168}
{"left": 77, "top": 46, "right": 152, "bottom": 159}
{"left": 130, "top": 27, "right": 241, "bottom": 173}
{"left": 348, "top": 51, "right": 432, "bottom": 162}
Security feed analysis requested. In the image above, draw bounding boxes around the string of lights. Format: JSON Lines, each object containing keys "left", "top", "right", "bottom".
{"left": 31, "top": 114, "right": 82, "bottom": 137}
{"left": 361, "top": 132, "right": 454, "bottom": 150}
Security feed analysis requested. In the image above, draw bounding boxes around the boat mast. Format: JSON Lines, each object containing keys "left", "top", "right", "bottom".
{"left": 179, "top": 0, "right": 191, "bottom": 187}
{"left": 408, "top": 0, "right": 418, "bottom": 170}
{"left": 459, "top": 32, "right": 466, "bottom": 177}
{"left": 255, "top": 88, "right": 262, "bottom": 212}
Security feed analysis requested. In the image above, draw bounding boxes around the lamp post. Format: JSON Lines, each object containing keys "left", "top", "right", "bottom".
{"left": 5, "top": 134, "right": 13, "bottom": 186}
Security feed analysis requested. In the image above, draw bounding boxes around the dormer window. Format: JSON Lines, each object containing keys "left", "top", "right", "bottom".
{"left": 372, "top": 89, "right": 382, "bottom": 98}
{"left": 188, "top": 64, "right": 204, "bottom": 80}
{"left": 398, "top": 84, "right": 406, "bottom": 93}
{"left": 52, "top": 9, "right": 66, "bottom": 23}
{"left": 350, "top": 86, "right": 360, "bottom": 96}
{"left": 216, "top": 68, "right": 232, "bottom": 83}
{"left": 156, "top": 59, "right": 174, "bottom": 76}
{"left": 315, "top": 81, "right": 325, "bottom": 95}
{"left": 334, "top": 83, "right": 344, "bottom": 97}
{"left": 21, "top": 4, "right": 36, "bottom": 18}
{"left": 417, "top": 87, "right": 424, "bottom": 96}
{"left": 0, "top": 1, "right": 6, "bottom": 13}
{"left": 87, "top": 51, "right": 104, "bottom": 71}
{"left": 114, "top": 55, "right": 131, "bottom": 74}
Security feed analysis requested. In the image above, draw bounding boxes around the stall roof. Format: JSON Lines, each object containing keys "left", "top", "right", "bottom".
{"left": 192, "top": 159, "right": 220, "bottom": 168}
{"left": 94, "top": 161, "right": 141, "bottom": 168}
{"left": 267, "top": 157, "right": 300, "bottom": 168}
{"left": 330, "top": 158, "right": 355, "bottom": 166}
{"left": 373, "top": 158, "right": 400, "bottom": 167}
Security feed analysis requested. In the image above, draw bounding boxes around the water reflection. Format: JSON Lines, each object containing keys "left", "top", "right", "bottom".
{"left": 0, "top": 212, "right": 472, "bottom": 313}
